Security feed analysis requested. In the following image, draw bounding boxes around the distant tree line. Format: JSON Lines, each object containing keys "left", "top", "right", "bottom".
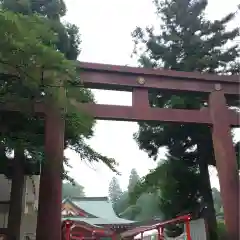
{"left": 62, "top": 182, "right": 85, "bottom": 199}
{"left": 108, "top": 169, "right": 224, "bottom": 222}
{"left": 109, "top": 168, "right": 163, "bottom": 221}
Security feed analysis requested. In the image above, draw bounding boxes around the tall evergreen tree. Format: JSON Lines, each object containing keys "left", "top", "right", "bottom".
{"left": 131, "top": 0, "right": 239, "bottom": 239}
{"left": 108, "top": 177, "right": 123, "bottom": 206}
{"left": 128, "top": 168, "right": 140, "bottom": 193}
{"left": 116, "top": 169, "right": 162, "bottom": 221}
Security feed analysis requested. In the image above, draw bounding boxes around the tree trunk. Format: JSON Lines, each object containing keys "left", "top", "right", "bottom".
{"left": 198, "top": 143, "right": 218, "bottom": 240}
{"left": 7, "top": 148, "right": 25, "bottom": 240}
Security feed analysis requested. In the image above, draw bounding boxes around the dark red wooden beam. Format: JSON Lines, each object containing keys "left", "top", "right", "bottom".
{"left": 1, "top": 101, "right": 239, "bottom": 126}
{"left": 79, "top": 103, "right": 212, "bottom": 124}
{"left": 81, "top": 104, "right": 239, "bottom": 126}
{"left": 78, "top": 61, "right": 238, "bottom": 83}
{"left": 78, "top": 62, "right": 239, "bottom": 95}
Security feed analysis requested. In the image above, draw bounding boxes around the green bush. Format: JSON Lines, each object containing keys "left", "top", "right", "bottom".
{"left": 217, "top": 220, "right": 227, "bottom": 240}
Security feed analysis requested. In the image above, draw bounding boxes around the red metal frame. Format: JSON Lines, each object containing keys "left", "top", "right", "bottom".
{"left": 1, "top": 62, "right": 239, "bottom": 240}
{"left": 121, "top": 214, "right": 192, "bottom": 240}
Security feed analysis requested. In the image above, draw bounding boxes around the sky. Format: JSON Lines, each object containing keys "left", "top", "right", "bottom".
{"left": 63, "top": 0, "right": 240, "bottom": 196}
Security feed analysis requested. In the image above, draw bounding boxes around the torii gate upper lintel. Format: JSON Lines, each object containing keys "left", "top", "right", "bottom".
{"left": 1, "top": 62, "right": 239, "bottom": 240}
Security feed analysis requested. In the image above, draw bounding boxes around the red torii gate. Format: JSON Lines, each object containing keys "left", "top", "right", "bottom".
{"left": 1, "top": 62, "right": 239, "bottom": 240}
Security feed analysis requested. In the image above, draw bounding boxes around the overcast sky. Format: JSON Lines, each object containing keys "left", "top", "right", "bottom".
{"left": 63, "top": 0, "right": 240, "bottom": 196}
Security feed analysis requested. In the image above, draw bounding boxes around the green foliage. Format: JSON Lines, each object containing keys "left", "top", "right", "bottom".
{"left": 131, "top": 0, "right": 239, "bottom": 237}
{"left": 110, "top": 169, "right": 162, "bottom": 221}
{"left": 62, "top": 181, "right": 85, "bottom": 199}
{"left": 114, "top": 192, "right": 131, "bottom": 216}
{"left": 0, "top": 0, "right": 118, "bottom": 179}
{"left": 119, "top": 192, "right": 162, "bottom": 221}
{"left": 217, "top": 221, "right": 227, "bottom": 240}
{"left": 108, "top": 177, "right": 123, "bottom": 207}
{"left": 128, "top": 168, "right": 140, "bottom": 193}
{"left": 132, "top": 193, "right": 162, "bottom": 221}
{"left": 0, "top": 9, "right": 75, "bottom": 102}
{"left": 120, "top": 204, "right": 141, "bottom": 220}
{"left": 130, "top": 157, "right": 201, "bottom": 219}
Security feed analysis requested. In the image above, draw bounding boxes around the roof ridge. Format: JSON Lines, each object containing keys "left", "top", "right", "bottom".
{"left": 71, "top": 197, "right": 109, "bottom": 201}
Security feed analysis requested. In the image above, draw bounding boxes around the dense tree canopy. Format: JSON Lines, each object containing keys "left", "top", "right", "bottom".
{"left": 0, "top": 0, "right": 117, "bottom": 181}
{"left": 130, "top": 0, "right": 239, "bottom": 238}
{"left": 109, "top": 169, "right": 162, "bottom": 221}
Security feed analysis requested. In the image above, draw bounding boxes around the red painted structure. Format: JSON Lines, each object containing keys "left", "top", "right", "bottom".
{"left": 121, "top": 214, "right": 192, "bottom": 240}
{"left": 62, "top": 220, "right": 116, "bottom": 240}
{"left": 63, "top": 215, "right": 192, "bottom": 240}
{"left": 1, "top": 61, "right": 239, "bottom": 240}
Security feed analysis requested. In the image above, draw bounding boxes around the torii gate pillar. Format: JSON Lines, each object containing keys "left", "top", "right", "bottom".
{"left": 36, "top": 106, "right": 65, "bottom": 240}
{"left": 209, "top": 90, "right": 239, "bottom": 240}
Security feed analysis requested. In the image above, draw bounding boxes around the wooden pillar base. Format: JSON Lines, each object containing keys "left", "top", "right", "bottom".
{"left": 36, "top": 107, "right": 65, "bottom": 240}
{"left": 209, "top": 90, "right": 239, "bottom": 240}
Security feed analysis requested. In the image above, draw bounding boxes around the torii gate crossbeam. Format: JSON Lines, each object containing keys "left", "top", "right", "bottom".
{"left": 1, "top": 62, "right": 239, "bottom": 240}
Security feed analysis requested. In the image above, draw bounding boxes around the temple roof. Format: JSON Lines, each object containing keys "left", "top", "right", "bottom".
{"left": 62, "top": 197, "right": 134, "bottom": 226}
